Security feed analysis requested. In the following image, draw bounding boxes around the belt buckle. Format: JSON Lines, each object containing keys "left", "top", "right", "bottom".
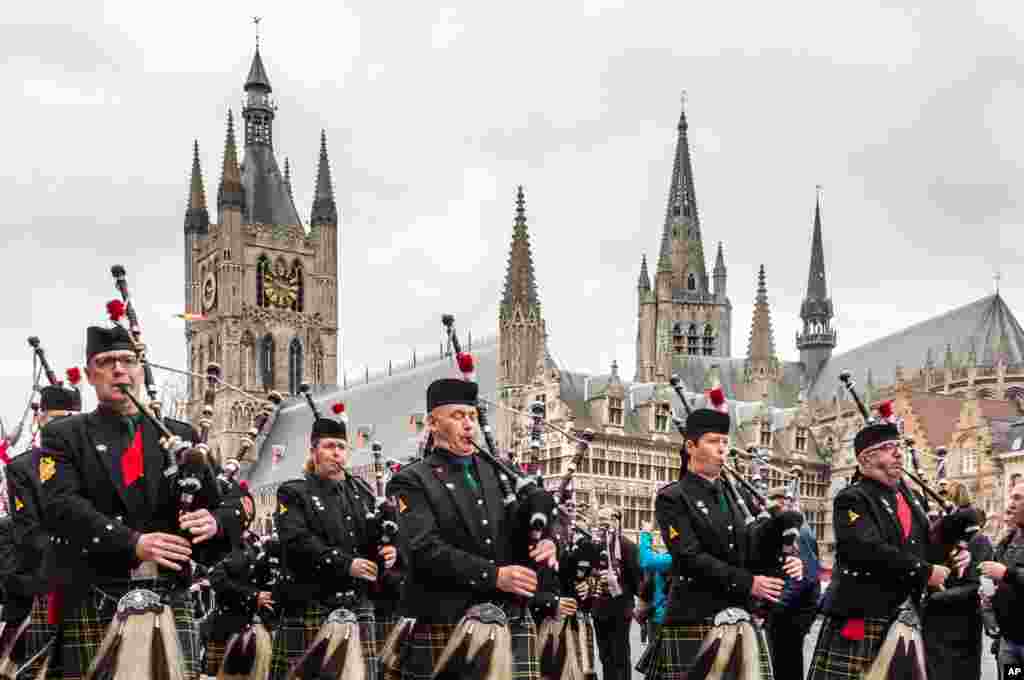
{"left": 131, "top": 561, "right": 158, "bottom": 581}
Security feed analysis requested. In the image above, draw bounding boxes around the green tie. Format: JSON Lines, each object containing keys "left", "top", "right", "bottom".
{"left": 716, "top": 485, "right": 729, "bottom": 514}
{"left": 123, "top": 412, "right": 144, "bottom": 438}
{"left": 457, "top": 460, "right": 479, "bottom": 493}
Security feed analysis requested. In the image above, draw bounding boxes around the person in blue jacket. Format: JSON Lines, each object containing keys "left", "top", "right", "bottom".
{"left": 637, "top": 520, "right": 672, "bottom": 640}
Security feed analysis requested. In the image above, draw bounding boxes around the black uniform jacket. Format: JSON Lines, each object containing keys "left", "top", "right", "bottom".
{"left": 5, "top": 449, "right": 55, "bottom": 598}
{"left": 274, "top": 471, "right": 380, "bottom": 608}
{"left": 825, "top": 477, "right": 939, "bottom": 619}
{"left": 40, "top": 409, "right": 239, "bottom": 601}
{"left": 387, "top": 448, "right": 527, "bottom": 624}
{"left": 655, "top": 472, "right": 771, "bottom": 625}
{"left": 992, "top": 530, "right": 1024, "bottom": 643}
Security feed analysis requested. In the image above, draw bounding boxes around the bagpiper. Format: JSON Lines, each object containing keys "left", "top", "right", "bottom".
{"left": 40, "top": 323, "right": 241, "bottom": 680}
{"left": 269, "top": 400, "right": 395, "bottom": 680}
{"left": 382, "top": 378, "right": 558, "bottom": 680}
{"left": 644, "top": 401, "right": 803, "bottom": 679}
{"left": 0, "top": 374, "right": 81, "bottom": 679}
{"left": 806, "top": 418, "right": 970, "bottom": 679}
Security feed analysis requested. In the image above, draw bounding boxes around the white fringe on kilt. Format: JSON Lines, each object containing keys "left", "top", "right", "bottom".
{"left": 378, "top": 618, "right": 415, "bottom": 672}
{"left": 84, "top": 588, "right": 187, "bottom": 680}
{"left": 536, "top": 615, "right": 583, "bottom": 680}
{"left": 0, "top": 614, "right": 32, "bottom": 680}
{"left": 217, "top": 623, "right": 272, "bottom": 680}
{"left": 641, "top": 608, "right": 773, "bottom": 680}
{"left": 288, "top": 608, "right": 365, "bottom": 680}
{"left": 863, "top": 601, "right": 927, "bottom": 680}
{"left": 432, "top": 603, "right": 514, "bottom": 680}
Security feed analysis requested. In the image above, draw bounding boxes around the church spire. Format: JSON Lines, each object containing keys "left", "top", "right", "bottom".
{"left": 665, "top": 96, "right": 699, "bottom": 228}
{"left": 501, "top": 186, "right": 540, "bottom": 313}
{"left": 217, "top": 110, "right": 244, "bottom": 214}
{"left": 283, "top": 157, "right": 294, "bottom": 200}
{"left": 310, "top": 130, "right": 338, "bottom": 226}
{"left": 747, "top": 265, "right": 777, "bottom": 361}
{"left": 797, "top": 187, "right": 836, "bottom": 384}
{"left": 184, "top": 140, "right": 209, "bottom": 234}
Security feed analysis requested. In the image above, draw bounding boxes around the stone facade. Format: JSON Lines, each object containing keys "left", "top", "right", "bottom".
{"left": 183, "top": 47, "right": 339, "bottom": 467}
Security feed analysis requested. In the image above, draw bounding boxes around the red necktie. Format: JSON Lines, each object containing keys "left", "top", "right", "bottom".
{"left": 896, "top": 491, "right": 912, "bottom": 540}
{"left": 122, "top": 430, "right": 144, "bottom": 487}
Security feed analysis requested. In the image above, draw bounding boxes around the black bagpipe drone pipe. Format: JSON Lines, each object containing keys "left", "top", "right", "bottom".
{"left": 111, "top": 264, "right": 162, "bottom": 418}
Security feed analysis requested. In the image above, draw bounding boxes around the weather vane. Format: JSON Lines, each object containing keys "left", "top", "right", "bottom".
{"left": 253, "top": 16, "right": 262, "bottom": 48}
{"left": 995, "top": 269, "right": 1002, "bottom": 294}
{"left": 815, "top": 184, "right": 823, "bottom": 201}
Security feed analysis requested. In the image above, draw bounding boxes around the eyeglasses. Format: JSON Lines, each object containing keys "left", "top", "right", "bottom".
{"left": 93, "top": 355, "right": 140, "bottom": 370}
{"left": 865, "top": 441, "right": 901, "bottom": 456}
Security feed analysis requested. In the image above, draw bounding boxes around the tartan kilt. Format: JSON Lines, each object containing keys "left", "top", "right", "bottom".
{"left": 205, "top": 638, "right": 227, "bottom": 677}
{"left": 641, "top": 619, "right": 773, "bottom": 680}
{"left": 374, "top": 611, "right": 399, "bottom": 658}
{"left": 806, "top": 616, "right": 890, "bottom": 680}
{"left": 578, "top": 611, "right": 596, "bottom": 673}
{"left": 50, "top": 586, "right": 199, "bottom": 680}
{"left": 12, "top": 594, "right": 57, "bottom": 679}
{"left": 381, "top": 606, "right": 539, "bottom": 680}
{"left": 268, "top": 599, "right": 377, "bottom": 680}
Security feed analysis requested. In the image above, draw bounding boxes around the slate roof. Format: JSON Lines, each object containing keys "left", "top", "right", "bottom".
{"left": 241, "top": 146, "right": 302, "bottom": 227}
{"left": 807, "top": 294, "right": 1024, "bottom": 402}
{"left": 247, "top": 339, "right": 498, "bottom": 490}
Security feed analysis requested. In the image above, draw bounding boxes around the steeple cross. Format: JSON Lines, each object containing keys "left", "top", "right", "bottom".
{"left": 253, "top": 16, "right": 262, "bottom": 47}
{"left": 995, "top": 270, "right": 1002, "bottom": 294}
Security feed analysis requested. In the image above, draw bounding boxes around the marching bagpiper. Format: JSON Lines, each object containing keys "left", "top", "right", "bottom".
{"left": 382, "top": 378, "right": 558, "bottom": 680}
{"left": 644, "top": 396, "right": 803, "bottom": 679}
{"left": 1, "top": 372, "right": 81, "bottom": 679}
{"left": 806, "top": 417, "right": 970, "bottom": 679}
{"left": 269, "top": 400, "right": 395, "bottom": 680}
{"left": 40, "top": 321, "right": 241, "bottom": 680}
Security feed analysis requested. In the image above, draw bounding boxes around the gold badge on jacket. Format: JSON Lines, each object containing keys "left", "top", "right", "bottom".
{"left": 39, "top": 456, "right": 56, "bottom": 484}
{"left": 848, "top": 510, "right": 860, "bottom": 524}
{"left": 14, "top": 497, "right": 24, "bottom": 512}
{"left": 668, "top": 525, "right": 680, "bottom": 540}
{"left": 398, "top": 496, "right": 409, "bottom": 514}
{"left": 278, "top": 503, "right": 287, "bottom": 515}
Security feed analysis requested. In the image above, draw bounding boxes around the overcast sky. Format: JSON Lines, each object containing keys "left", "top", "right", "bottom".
{"left": 2, "top": 1, "right": 1022, "bottom": 430}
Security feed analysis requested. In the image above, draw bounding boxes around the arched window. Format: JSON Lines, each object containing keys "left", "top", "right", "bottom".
{"left": 672, "top": 322, "right": 685, "bottom": 354}
{"left": 687, "top": 324, "right": 699, "bottom": 355}
{"left": 256, "top": 255, "right": 270, "bottom": 308}
{"left": 703, "top": 325, "right": 715, "bottom": 356}
{"left": 240, "top": 332, "right": 256, "bottom": 389}
{"left": 687, "top": 273, "right": 696, "bottom": 291}
{"left": 289, "top": 337, "right": 304, "bottom": 394}
{"left": 312, "top": 341, "right": 325, "bottom": 385}
{"left": 260, "top": 334, "right": 275, "bottom": 390}
{"left": 760, "top": 420, "right": 772, "bottom": 447}
{"left": 291, "top": 260, "right": 304, "bottom": 313}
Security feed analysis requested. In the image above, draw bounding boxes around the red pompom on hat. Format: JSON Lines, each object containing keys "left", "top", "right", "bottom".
{"left": 707, "top": 386, "right": 727, "bottom": 413}
{"left": 332, "top": 402, "right": 345, "bottom": 415}
{"left": 878, "top": 400, "right": 894, "bottom": 421}
{"left": 106, "top": 299, "right": 126, "bottom": 322}
{"left": 239, "top": 479, "right": 249, "bottom": 492}
{"left": 456, "top": 352, "right": 475, "bottom": 374}
{"left": 65, "top": 367, "right": 82, "bottom": 386}
{"left": 0, "top": 440, "right": 10, "bottom": 466}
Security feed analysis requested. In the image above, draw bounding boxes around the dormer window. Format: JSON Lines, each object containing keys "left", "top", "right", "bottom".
{"left": 609, "top": 397, "right": 624, "bottom": 426}
{"left": 687, "top": 324, "right": 699, "bottom": 355}
{"left": 796, "top": 427, "right": 808, "bottom": 451}
{"left": 687, "top": 273, "right": 696, "bottom": 291}
{"left": 760, "top": 420, "right": 772, "bottom": 447}
{"left": 655, "top": 404, "right": 671, "bottom": 433}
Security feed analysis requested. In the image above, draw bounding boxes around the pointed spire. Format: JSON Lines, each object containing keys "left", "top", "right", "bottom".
{"left": 638, "top": 254, "right": 651, "bottom": 291}
{"left": 714, "top": 241, "right": 725, "bottom": 272}
{"left": 501, "top": 186, "right": 541, "bottom": 312}
{"left": 184, "top": 140, "right": 209, "bottom": 234}
{"left": 804, "top": 188, "right": 829, "bottom": 303}
{"left": 657, "top": 227, "right": 672, "bottom": 273}
{"left": 664, "top": 93, "right": 699, "bottom": 228}
{"left": 217, "top": 110, "right": 245, "bottom": 212}
{"left": 310, "top": 130, "right": 338, "bottom": 226}
{"left": 283, "top": 157, "right": 294, "bottom": 200}
{"left": 747, "top": 265, "right": 777, "bottom": 361}
{"left": 245, "top": 47, "right": 272, "bottom": 92}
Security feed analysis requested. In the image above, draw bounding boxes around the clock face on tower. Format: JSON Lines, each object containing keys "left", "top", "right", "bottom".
{"left": 202, "top": 271, "right": 217, "bottom": 312}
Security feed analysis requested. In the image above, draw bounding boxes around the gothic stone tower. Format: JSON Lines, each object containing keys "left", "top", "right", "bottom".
{"left": 635, "top": 98, "right": 732, "bottom": 382}
{"left": 497, "top": 187, "right": 546, "bottom": 450}
{"left": 184, "top": 46, "right": 339, "bottom": 465}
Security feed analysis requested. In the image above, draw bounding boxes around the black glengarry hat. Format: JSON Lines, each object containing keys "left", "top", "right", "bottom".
{"left": 854, "top": 422, "right": 900, "bottom": 455}
{"left": 312, "top": 402, "right": 348, "bottom": 441}
{"left": 86, "top": 325, "right": 134, "bottom": 361}
{"left": 427, "top": 378, "right": 478, "bottom": 412}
